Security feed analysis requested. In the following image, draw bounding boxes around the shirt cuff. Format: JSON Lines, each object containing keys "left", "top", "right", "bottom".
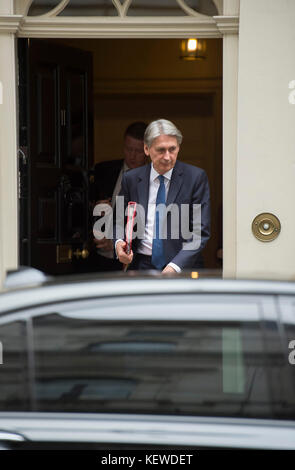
{"left": 168, "top": 262, "right": 181, "bottom": 273}
{"left": 115, "top": 239, "right": 124, "bottom": 258}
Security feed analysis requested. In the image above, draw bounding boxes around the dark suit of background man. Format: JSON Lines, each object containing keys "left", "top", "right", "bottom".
{"left": 90, "top": 121, "right": 148, "bottom": 271}
{"left": 116, "top": 119, "right": 210, "bottom": 273}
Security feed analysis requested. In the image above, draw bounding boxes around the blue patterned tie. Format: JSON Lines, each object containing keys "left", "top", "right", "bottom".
{"left": 152, "top": 175, "right": 166, "bottom": 269}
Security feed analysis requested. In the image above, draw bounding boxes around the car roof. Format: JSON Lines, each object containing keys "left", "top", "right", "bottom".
{"left": 0, "top": 271, "right": 295, "bottom": 314}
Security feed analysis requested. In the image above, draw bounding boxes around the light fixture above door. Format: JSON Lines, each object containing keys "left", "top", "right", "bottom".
{"left": 180, "top": 38, "right": 206, "bottom": 60}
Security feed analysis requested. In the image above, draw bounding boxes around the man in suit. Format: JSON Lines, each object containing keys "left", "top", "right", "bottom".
{"left": 93, "top": 121, "right": 148, "bottom": 203}
{"left": 91, "top": 121, "right": 147, "bottom": 271}
{"left": 115, "top": 119, "right": 210, "bottom": 273}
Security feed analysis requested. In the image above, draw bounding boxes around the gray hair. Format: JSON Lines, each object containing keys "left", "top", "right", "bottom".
{"left": 144, "top": 119, "right": 183, "bottom": 147}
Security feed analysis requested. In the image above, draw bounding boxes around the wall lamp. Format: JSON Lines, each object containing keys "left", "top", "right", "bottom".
{"left": 180, "top": 38, "right": 206, "bottom": 60}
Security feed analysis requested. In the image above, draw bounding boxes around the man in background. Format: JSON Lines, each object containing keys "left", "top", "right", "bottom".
{"left": 90, "top": 121, "right": 147, "bottom": 271}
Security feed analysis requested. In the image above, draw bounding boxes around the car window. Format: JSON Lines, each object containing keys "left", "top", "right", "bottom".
{"left": 24, "top": 294, "right": 289, "bottom": 419}
{"left": 277, "top": 295, "right": 295, "bottom": 407}
{"left": 0, "top": 320, "right": 30, "bottom": 411}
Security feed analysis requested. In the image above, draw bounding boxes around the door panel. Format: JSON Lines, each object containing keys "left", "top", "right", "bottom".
{"left": 37, "top": 191, "right": 58, "bottom": 240}
{"left": 35, "top": 64, "right": 60, "bottom": 166}
{"left": 28, "top": 40, "right": 93, "bottom": 274}
{"left": 64, "top": 69, "right": 87, "bottom": 166}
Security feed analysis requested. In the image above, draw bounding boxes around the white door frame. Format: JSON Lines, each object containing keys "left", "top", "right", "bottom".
{"left": 0, "top": 0, "right": 239, "bottom": 287}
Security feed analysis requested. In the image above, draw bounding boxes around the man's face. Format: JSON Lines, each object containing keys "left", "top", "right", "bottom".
{"left": 123, "top": 135, "right": 147, "bottom": 169}
{"left": 144, "top": 134, "right": 180, "bottom": 175}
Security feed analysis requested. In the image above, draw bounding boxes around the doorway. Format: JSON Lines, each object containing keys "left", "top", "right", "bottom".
{"left": 18, "top": 37, "right": 222, "bottom": 274}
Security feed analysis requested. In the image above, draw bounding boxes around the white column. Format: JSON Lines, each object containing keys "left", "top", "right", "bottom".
{"left": 222, "top": 0, "right": 239, "bottom": 278}
{"left": 237, "top": 0, "right": 295, "bottom": 280}
{"left": 0, "top": 0, "right": 18, "bottom": 289}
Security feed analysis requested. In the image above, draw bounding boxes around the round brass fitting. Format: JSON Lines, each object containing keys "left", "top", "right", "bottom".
{"left": 252, "top": 213, "right": 281, "bottom": 242}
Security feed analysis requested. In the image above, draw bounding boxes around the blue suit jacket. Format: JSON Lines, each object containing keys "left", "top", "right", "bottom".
{"left": 116, "top": 161, "right": 210, "bottom": 270}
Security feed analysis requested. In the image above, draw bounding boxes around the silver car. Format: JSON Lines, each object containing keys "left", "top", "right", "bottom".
{"left": 0, "top": 270, "right": 294, "bottom": 450}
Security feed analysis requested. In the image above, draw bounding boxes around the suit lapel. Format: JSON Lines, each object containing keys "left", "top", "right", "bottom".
{"left": 166, "top": 161, "right": 183, "bottom": 206}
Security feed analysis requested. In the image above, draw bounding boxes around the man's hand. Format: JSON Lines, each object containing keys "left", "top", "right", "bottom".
{"left": 116, "top": 240, "right": 133, "bottom": 265}
{"left": 94, "top": 237, "right": 113, "bottom": 252}
{"left": 162, "top": 265, "right": 177, "bottom": 275}
{"left": 93, "top": 198, "right": 113, "bottom": 252}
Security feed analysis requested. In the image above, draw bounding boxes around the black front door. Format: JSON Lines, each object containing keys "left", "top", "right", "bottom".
{"left": 19, "top": 39, "right": 93, "bottom": 275}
